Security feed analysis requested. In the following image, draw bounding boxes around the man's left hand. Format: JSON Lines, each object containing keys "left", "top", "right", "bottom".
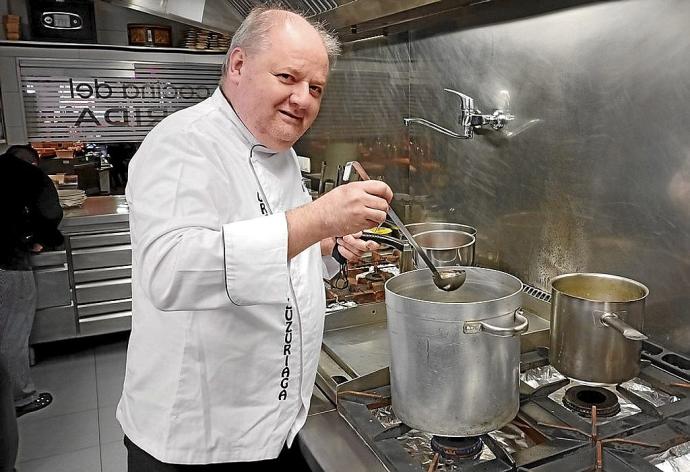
{"left": 320, "top": 232, "right": 380, "bottom": 262}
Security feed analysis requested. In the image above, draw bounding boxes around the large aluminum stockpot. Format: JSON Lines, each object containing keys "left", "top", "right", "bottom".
{"left": 385, "top": 267, "right": 528, "bottom": 436}
{"left": 550, "top": 273, "right": 649, "bottom": 384}
{"left": 414, "top": 230, "right": 475, "bottom": 267}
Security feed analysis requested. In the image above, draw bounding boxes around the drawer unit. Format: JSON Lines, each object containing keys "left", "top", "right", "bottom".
{"left": 69, "top": 231, "right": 131, "bottom": 249}
{"left": 75, "top": 278, "right": 132, "bottom": 305}
{"left": 34, "top": 266, "right": 71, "bottom": 309}
{"left": 30, "top": 250, "right": 67, "bottom": 267}
{"left": 30, "top": 304, "right": 78, "bottom": 344}
{"left": 71, "top": 245, "right": 132, "bottom": 270}
{"left": 78, "top": 299, "right": 132, "bottom": 317}
{"left": 74, "top": 265, "right": 132, "bottom": 283}
{"left": 79, "top": 311, "right": 132, "bottom": 337}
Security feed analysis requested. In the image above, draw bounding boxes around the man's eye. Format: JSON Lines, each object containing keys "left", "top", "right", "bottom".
{"left": 276, "top": 73, "right": 292, "bottom": 81}
{"left": 310, "top": 86, "right": 323, "bottom": 97}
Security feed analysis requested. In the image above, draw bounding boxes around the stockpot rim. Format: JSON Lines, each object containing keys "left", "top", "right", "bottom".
{"left": 413, "top": 230, "right": 476, "bottom": 251}
{"left": 385, "top": 266, "right": 523, "bottom": 306}
{"left": 550, "top": 272, "right": 649, "bottom": 303}
{"left": 406, "top": 221, "right": 478, "bottom": 237}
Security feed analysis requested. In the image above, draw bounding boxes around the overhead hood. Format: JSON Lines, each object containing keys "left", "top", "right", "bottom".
{"left": 105, "top": 0, "right": 481, "bottom": 41}
{"left": 103, "top": 0, "right": 243, "bottom": 34}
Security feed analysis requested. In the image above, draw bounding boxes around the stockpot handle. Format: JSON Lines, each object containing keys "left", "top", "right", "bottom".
{"left": 600, "top": 312, "right": 648, "bottom": 341}
{"left": 463, "top": 309, "right": 529, "bottom": 337}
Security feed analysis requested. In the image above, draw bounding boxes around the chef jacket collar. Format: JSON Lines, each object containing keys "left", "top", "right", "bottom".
{"left": 212, "top": 88, "right": 280, "bottom": 157}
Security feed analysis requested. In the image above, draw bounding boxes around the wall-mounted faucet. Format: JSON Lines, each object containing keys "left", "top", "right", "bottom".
{"left": 404, "top": 89, "right": 515, "bottom": 139}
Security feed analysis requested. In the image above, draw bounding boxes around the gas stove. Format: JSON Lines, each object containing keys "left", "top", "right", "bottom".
{"left": 334, "top": 344, "right": 690, "bottom": 471}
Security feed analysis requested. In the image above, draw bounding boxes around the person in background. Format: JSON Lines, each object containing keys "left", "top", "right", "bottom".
{"left": 117, "top": 6, "right": 393, "bottom": 471}
{"left": 106, "top": 142, "right": 137, "bottom": 192}
{"left": 0, "top": 144, "right": 62, "bottom": 418}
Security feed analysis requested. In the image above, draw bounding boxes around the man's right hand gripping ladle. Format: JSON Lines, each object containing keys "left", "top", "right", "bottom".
{"left": 340, "top": 161, "right": 466, "bottom": 292}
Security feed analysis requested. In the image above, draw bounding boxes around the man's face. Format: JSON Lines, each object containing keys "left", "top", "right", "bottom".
{"left": 224, "top": 18, "right": 330, "bottom": 151}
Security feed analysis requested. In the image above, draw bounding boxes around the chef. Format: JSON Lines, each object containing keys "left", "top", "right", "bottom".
{"left": 116, "top": 6, "right": 393, "bottom": 470}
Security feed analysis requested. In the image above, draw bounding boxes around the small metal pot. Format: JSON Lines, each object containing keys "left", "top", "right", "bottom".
{"left": 413, "top": 230, "right": 475, "bottom": 267}
{"left": 386, "top": 267, "right": 528, "bottom": 436}
{"left": 360, "top": 228, "right": 476, "bottom": 272}
{"left": 550, "top": 273, "right": 649, "bottom": 384}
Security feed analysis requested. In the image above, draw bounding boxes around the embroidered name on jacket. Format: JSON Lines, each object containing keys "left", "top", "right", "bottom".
{"left": 257, "top": 192, "right": 268, "bottom": 216}
{"left": 278, "top": 303, "right": 293, "bottom": 401}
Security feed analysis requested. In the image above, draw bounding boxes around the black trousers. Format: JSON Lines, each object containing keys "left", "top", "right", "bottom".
{"left": 124, "top": 436, "right": 311, "bottom": 471}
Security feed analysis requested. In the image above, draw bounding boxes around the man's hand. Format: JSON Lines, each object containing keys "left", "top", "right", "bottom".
{"left": 30, "top": 243, "right": 44, "bottom": 253}
{"left": 320, "top": 232, "right": 381, "bottom": 262}
{"left": 313, "top": 181, "right": 392, "bottom": 236}
{"left": 287, "top": 180, "right": 392, "bottom": 259}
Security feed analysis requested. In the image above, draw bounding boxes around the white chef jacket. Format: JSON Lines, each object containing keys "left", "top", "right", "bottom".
{"left": 116, "top": 88, "right": 339, "bottom": 464}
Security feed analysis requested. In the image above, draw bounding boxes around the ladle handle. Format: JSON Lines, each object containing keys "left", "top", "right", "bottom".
{"left": 601, "top": 312, "right": 648, "bottom": 341}
{"left": 359, "top": 233, "right": 406, "bottom": 250}
{"left": 343, "top": 161, "right": 442, "bottom": 279}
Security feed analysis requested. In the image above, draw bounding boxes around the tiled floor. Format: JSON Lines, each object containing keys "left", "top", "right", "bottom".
{"left": 16, "top": 333, "right": 129, "bottom": 472}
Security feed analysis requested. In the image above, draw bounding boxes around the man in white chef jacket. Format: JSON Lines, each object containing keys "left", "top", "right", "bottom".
{"left": 116, "top": 6, "right": 393, "bottom": 470}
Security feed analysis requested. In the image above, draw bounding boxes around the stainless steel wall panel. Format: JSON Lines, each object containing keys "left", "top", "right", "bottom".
{"left": 406, "top": 0, "right": 690, "bottom": 354}
{"left": 299, "top": 0, "right": 690, "bottom": 355}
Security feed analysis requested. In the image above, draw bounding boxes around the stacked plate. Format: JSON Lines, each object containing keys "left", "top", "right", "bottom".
{"left": 182, "top": 28, "right": 231, "bottom": 51}
{"left": 58, "top": 189, "right": 86, "bottom": 208}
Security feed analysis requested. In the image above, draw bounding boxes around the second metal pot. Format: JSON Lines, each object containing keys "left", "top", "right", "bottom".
{"left": 549, "top": 273, "right": 649, "bottom": 384}
{"left": 413, "top": 230, "right": 475, "bottom": 267}
{"left": 385, "top": 267, "right": 528, "bottom": 436}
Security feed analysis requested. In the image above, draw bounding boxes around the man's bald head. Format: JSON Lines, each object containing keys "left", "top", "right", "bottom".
{"left": 221, "top": 7, "right": 340, "bottom": 81}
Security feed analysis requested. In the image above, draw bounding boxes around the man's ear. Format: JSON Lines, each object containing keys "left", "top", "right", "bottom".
{"left": 226, "top": 48, "right": 245, "bottom": 85}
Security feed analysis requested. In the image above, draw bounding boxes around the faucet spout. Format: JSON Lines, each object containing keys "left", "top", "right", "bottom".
{"left": 403, "top": 117, "right": 470, "bottom": 139}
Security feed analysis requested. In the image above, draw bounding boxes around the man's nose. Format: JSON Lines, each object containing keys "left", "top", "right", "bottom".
{"left": 289, "top": 83, "right": 311, "bottom": 108}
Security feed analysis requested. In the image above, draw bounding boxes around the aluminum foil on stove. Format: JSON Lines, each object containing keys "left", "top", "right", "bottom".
{"left": 370, "top": 405, "right": 533, "bottom": 471}
{"left": 647, "top": 441, "right": 690, "bottom": 472}
{"left": 520, "top": 365, "right": 679, "bottom": 423}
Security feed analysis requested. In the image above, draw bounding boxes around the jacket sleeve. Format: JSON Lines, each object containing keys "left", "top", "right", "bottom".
{"left": 29, "top": 171, "right": 64, "bottom": 249}
{"left": 129, "top": 126, "right": 289, "bottom": 312}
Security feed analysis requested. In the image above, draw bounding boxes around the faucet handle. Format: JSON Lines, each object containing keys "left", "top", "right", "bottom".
{"left": 443, "top": 88, "right": 475, "bottom": 112}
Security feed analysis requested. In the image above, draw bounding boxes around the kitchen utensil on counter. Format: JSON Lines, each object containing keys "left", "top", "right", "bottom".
{"left": 385, "top": 267, "right": 528, "bottom": 436}
{"left": 342, "top": 161, "right": 466, "bottom": 291}
{"left": 550, "top": 272, "right": 649, "bottom": 384}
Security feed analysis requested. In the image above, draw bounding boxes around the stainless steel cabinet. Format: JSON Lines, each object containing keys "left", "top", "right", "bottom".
{"left": 30, "top": 250, "right": 76, "bottom": 343}
{"left": 71, "top": 230, "right": 132, "bottom": 336}
{"left": 29, "top": 226, "right": 133, "bottom": 344}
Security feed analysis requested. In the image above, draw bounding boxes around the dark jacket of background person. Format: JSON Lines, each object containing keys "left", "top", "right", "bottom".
{"left": 0, "top": 148, "right": 64, "bottom": 270}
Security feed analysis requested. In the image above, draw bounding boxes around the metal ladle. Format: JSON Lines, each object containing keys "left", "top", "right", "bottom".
{"left": 342, "top": 161, "right": 466, "bottom": 291}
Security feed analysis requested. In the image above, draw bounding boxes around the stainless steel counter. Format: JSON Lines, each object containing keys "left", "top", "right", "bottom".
{"left": 61, "top": 195, "right": 129, "bottom": 234}
{"left": 30, "top": 196, "right": 132, "bottom": 344}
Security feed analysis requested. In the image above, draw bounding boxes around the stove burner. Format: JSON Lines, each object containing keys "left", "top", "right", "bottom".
{"left": 562, "top": 385, "right": 621, "bottom": 418}
{"left": 364, "top": 271, "right": 386, "bottom": 283}
{"left": 430, "top": 436, "right": 483, "bottom": 460}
